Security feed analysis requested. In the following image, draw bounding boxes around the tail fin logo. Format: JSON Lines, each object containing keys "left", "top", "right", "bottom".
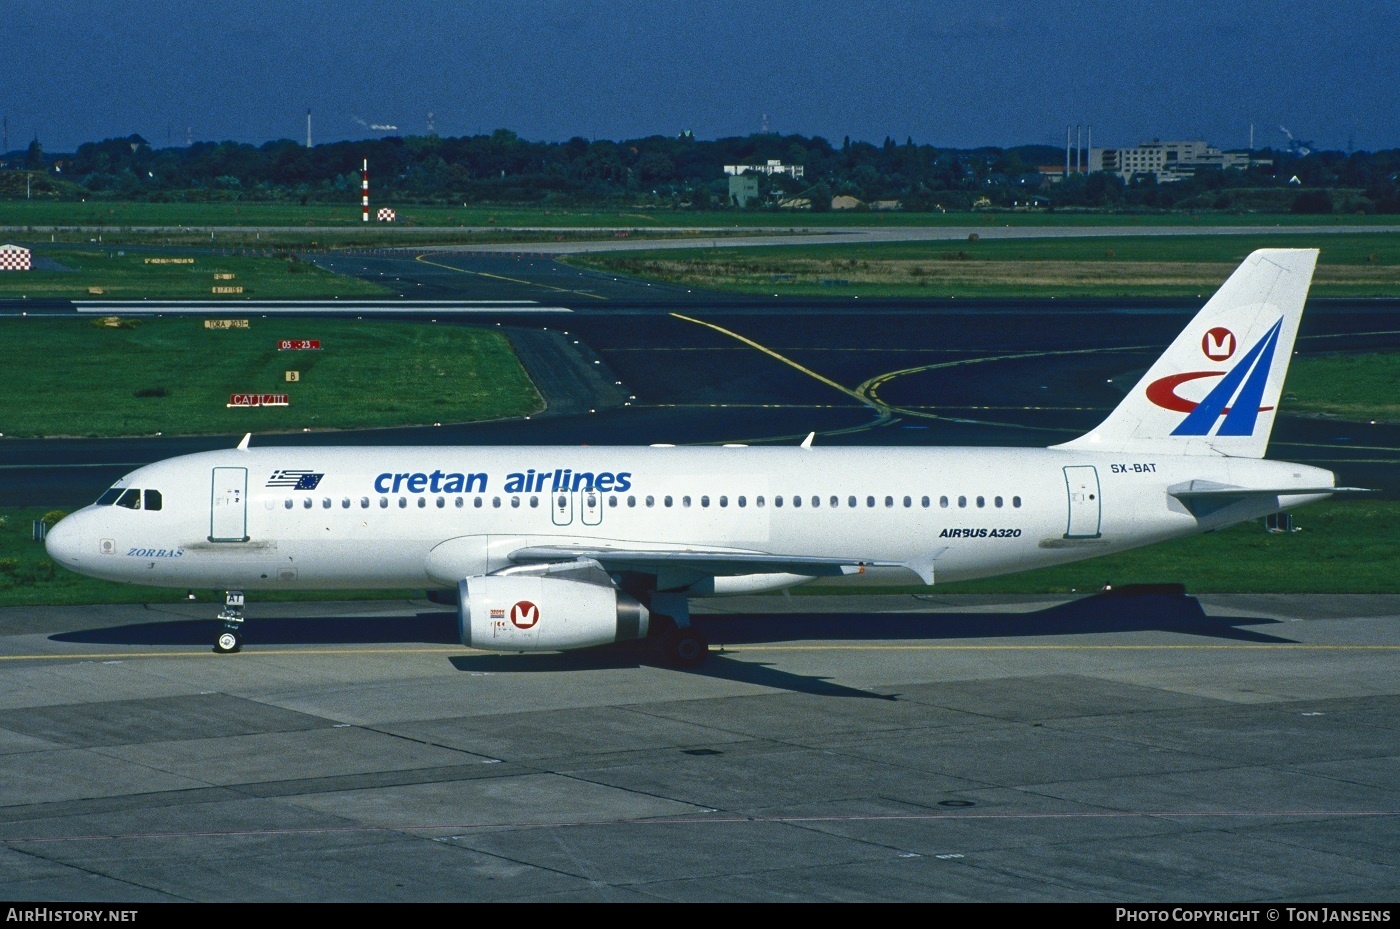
{"left": 1145, "top": 318, "right": 1284, "bottom": 437}
{"left": 1202, "top": 327, "right": 1236, "bottom": 361}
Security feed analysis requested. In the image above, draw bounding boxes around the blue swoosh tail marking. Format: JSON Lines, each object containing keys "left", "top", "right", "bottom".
{"left": 1171, "top": 318, "right": 1283, "bottom": 437}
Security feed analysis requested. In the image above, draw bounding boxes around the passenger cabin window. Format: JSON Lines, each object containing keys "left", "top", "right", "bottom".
{"left": 144, "top": 490, "right": 162, "bottom": 511}
{"left": 303, "top": 498, "right": 313, "bottom": 509}
{"left": 1013, "top": 496, "right": 1022, "bottom": 508}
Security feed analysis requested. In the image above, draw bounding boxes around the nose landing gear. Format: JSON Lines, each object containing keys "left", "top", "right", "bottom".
{"left": 214, "top": 590, "right": 245, "bottom": 653}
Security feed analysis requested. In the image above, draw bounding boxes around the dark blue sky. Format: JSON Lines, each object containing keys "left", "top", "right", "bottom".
{"left": 5, "top": 0, "right": 1397, "bottom": 154}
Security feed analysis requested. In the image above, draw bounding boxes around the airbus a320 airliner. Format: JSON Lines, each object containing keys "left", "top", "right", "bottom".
{"left": 45, "top": 249, "right": 1358, "bottom": 665}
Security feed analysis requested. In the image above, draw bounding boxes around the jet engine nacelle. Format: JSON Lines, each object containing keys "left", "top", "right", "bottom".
{"left": 457, "top": 575, "right": 649, "bottom": 652}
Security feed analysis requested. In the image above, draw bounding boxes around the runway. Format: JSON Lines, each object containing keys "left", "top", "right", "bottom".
{"left": 0, "top": 592, "right": 1395, "bottom": 901}
{"left": 4, "top": 280, "right": 1398, "bottom": 505}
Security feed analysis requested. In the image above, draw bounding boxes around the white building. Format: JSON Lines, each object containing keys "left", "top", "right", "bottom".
{"left": 1089, "top": 140, "right": 1252, "bottom": 183}
{"left": 723, "top": 159, "right": 805, "bottom": 180}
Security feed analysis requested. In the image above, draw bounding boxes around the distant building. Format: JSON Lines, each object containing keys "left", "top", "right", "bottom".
{"left": 1090, "top": 140, "right": 1252, "bottom": 183}
{"left": 831, "top": 195, "right": 863, "bottom": 210}
{"left": 724, "top": 159, "right": 805, "bottom": 180}
{"left": 728, "top": 174, "right": 760, "bottom": 207}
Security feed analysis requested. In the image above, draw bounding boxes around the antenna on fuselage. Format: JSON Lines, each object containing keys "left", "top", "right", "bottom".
{"left": 800, "top": 432, "right": 815, "bottom": 449}
{"left": 237, "top": 433, "right": 252, "bottom": 451}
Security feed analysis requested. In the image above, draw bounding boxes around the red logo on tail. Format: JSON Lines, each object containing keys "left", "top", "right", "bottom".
{"left": 1201, "top": 327, "right": 1235, "bottom": 361}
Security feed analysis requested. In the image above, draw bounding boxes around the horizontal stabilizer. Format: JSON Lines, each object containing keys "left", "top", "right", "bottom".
{"left": 1169, "top": 480, "right": 1372, "bottom": 500}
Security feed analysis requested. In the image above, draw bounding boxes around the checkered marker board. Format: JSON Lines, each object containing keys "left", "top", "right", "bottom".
{"left": 0, "top": 245, "right": 31, "bottom": 271}
{"left": 377, "top": 208, "right": 397, "bottom": 222}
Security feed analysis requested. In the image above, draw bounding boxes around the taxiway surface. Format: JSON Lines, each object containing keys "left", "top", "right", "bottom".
{"left": 0, "top": 593, "right": 1395, "bottom": 902}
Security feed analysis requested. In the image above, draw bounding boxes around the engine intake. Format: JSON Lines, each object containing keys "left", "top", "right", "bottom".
{"left": 458, "top": 575, "right": 649, "bottom": 652}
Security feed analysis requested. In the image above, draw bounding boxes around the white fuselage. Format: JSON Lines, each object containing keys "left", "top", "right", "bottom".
{"left": 44, "top": 445, "right": 1335, "bottom": 593}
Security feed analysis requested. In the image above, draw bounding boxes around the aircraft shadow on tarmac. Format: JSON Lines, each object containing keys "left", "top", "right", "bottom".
{"left": 51, "top": 590, "right": 1295, "bottom": 651}
{"left": 48, "top": 592, "right": 1296, "bottom": 700}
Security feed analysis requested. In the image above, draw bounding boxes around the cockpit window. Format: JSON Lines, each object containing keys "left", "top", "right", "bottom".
{"left": 96, "top": 487, "right": 123, "bottom": 506}
{"left": 115, "top": 489, "right": 142, "bottom": 509}
{"left": 144, "top": 489, "right": 162, "bottom": 511}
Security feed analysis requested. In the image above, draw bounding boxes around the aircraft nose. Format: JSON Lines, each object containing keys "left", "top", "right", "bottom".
{"left": 44, "top": 514, "right": 86, "bottom": 568}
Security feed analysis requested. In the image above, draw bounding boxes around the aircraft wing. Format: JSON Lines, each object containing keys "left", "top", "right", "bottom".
{"left": 507, "top": 545, "right": 903, "bottom": 578}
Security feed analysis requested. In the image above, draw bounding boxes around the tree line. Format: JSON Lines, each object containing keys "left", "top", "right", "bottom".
{"left": 6, "top": 130, "right": 1399, "bottom": 213}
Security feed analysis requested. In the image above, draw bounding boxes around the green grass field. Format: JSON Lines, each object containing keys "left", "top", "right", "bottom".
{"left": 567, "top": 232, "right": 1400, "bottom": 298}
{"left": 1286, "top": 354, "right": 1400, "bottom": 422}
{"left": 0, "top": 247, "right": 393, "bottom": 300}
{"left": 5, "top": 199, "right": 1398, "bottom": 229}
{"left": 0, "top": 317, "right": 543, "bottom": 437}
{"left": 1, "top": 499, "right": 1393, "bottom": 608}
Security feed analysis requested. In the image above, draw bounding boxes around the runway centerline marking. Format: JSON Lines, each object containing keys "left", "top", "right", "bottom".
{"left": 414, "top": 254, "right": 606, "bottom": 300}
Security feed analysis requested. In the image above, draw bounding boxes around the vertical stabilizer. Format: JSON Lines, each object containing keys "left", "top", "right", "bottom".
{"left": 1054, "top": 248, "right": 1317, "bottom": 459}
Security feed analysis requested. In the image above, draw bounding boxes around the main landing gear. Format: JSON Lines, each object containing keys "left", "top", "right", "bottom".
{"left": 660, "top": 626, "right": 709, "bottom": 668}
{"left": 214, "top": 590, "right": 245, "bottom": 653}
{"left": 649, "top": 592, "right": 709, "bottom": 668}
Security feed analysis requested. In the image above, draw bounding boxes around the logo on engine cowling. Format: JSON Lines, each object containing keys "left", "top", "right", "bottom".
{"left": 510, "top": 600, "right": 539, "bottom": 629}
